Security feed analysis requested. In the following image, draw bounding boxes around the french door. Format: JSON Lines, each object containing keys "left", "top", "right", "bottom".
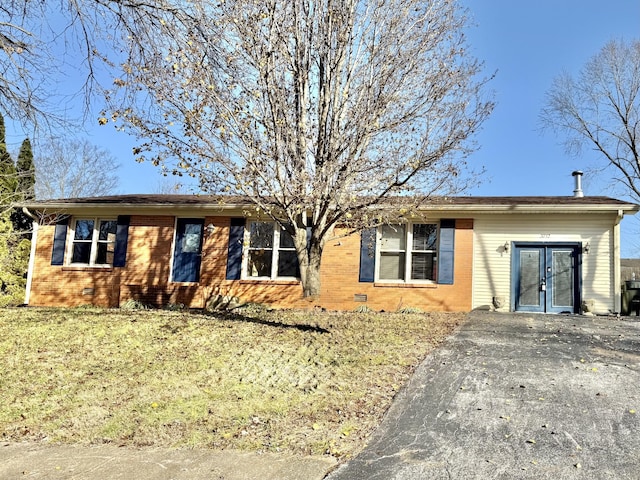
{"left": 514, "top": 244, "right": 580, "bottom": 313}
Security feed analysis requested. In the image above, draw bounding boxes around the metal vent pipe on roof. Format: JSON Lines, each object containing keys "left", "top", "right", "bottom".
{"left": 572, "top": 170, "right": 584, "bottom": 198}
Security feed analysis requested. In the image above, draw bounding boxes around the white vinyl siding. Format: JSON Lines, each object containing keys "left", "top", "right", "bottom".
{"left": 472, "top": 213, "right": 616, "bottom": 314}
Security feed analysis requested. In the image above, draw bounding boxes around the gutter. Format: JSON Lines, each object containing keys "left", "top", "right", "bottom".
{"left": 21, "top": 201, "right": 640, "bottom": 216}
{"left": 20, "top": 201, "right": 254, "bottom": 217}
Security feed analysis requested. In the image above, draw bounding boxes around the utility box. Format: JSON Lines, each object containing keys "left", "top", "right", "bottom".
{"left": 621, "top": 281, "right": 640, "bottom": 316}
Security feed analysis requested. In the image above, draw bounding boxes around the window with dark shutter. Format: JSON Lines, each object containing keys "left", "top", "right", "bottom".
{"left": 113, "top": 215, "right": 130, "bottom": 267}
{"left": 51, "top": 217, "right": 69, "bottom": 266}
{"left": 437, "top": 219, "right": 455, "bottom": 285}
{"left": 358, "top": 228, "right": 377, "bottom": 283}
{"left": 226, "top": 218, "right": 245, "bottom": 280}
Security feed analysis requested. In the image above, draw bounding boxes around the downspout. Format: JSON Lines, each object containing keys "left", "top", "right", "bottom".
{"left": 22, "top": 207, "right": 38, "bottom": 306}
{"left": 613, "top": 209, "right": 623, "bottom": 314}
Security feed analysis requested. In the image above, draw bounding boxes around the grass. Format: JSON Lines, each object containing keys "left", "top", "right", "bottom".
{"left": 0, "top": 306, "right": 463, "bottom": 458}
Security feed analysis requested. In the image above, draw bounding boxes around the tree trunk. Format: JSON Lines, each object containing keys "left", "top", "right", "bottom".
{"left": 301, "top": 257, "right": 322, "bottom": 299}
{"left": 296, "top": 229, "right": 324, "bottom": 299}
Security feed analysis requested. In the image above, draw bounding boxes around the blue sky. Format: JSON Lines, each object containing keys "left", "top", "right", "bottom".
{"left": 5, "top": 0, "right": 640, "bottom": 254}
{"left": 462, "top": 0, "right": 640, "bottom": 196}
{"left": 459, "top": 0, "right": 640, "bottom": 255}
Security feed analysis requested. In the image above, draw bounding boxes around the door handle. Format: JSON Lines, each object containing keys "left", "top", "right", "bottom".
{"left": 541, "top": 279, "right": 546, "bottom": 291}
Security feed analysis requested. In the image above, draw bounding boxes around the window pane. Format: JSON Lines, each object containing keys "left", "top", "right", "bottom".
{"left": 96, "top": 242, "right": 114, "bottom": 265}
{"left": 72, "top": 243, "right": 91, "bottom": 264}
{"left": 99, "top": 220, "right": 117, "bottom": 241}
{"left": 380, "top": 252, "right": 405, "bottom": 280}
{"left": 250, "top": 222, "right": 274, "bottom": 248}
{"left": 552, "top": 250, "right": 574, "bottom": 308}
{"left": 519, "top": 250, "right": 541, "bottom": 307}
{"left": 278, "top": 251, "right": 300, "bottom": 277}
{"left": 413, "top": 224, "right": 437, "bottom": 251}
{"left": 248, "top": 249, "right": 273, "bottom": 277}
{"left": 279, "top": 229, "right": 296, "bottom": 249}
{"left": 74, "top": 220, "right": 94, "bottom": 241}
{"left": 380, "top": 225, "right": 405, "bottom": 251}
{"left": 411, "top": 252, "right": 436, "bottom": 280}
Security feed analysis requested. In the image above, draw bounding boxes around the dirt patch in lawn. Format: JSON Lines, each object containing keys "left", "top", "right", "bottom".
{"left": 0, "top": 307, "right": 463, "bottom": 458}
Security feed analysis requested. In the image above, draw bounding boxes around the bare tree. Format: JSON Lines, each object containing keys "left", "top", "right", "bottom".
{"left": 2, "top": 0, "right": 494, "bottom": 297}
{"left": 153, "top": 176, "right": 188, "bottom": 195}
{"left": 541, "top": 38, "right": 640, "bottom": 202}
{"left": 101, "top": 0, "right": 493, "bottom": 298}
{"left": 0, "top": 0, "right": 182, "bottom": 125}
{"left": 34, "top": 137, "right": 120, "bottom": 199}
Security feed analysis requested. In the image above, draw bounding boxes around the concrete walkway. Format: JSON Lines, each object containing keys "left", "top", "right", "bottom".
{"left": 327, "top": 310, "right": 640, "bottom": 480}
{"left": 0, "top": 443, "right": 335, "bottom": 479}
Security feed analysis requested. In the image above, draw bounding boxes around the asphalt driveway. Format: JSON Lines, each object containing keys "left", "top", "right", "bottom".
{"left": 327, "top": 310, "right": 640, "bottom": 480}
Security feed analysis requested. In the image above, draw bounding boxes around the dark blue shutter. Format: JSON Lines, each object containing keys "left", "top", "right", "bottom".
{"left": 113, "top": 215, "right": 130, "bottom": 267}
{"left": 359, "top": 228, "right": 377, "bottom": 283}
{"left": 437, "top": 219, "right": 455, "bottom": 284}
{"left": 51, "top": 217, "right": 69, "bottom": 266}
{"left": 226, "top": 218, "right": 245, "bottom": 280}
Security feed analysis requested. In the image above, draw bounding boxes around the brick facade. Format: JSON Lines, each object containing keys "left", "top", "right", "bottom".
{"left": 28, "top": 216, "right": 474, "bottom": 312}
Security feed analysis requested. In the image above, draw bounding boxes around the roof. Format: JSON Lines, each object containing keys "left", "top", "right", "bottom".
{"left": 621, "top": 259, "right": 640, "bottom": 282}
{"left": 622, "top": 258, "right": 640, "bottom": 269}
{"left": 20, "top": 193, "right": 636, "bottom": 205}
{"left": 21, "top": 194, "right": 640, "bottom": 217}
{"left": 23, "top": 194, "right": 640, "bottom": 206}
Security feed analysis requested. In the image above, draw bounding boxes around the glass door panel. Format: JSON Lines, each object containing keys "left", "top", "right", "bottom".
{"left": 549, "top": 249, "right": 575, "bottom": 312}
{"left": 517, "top": 248, "right": 543, "bottom": 311}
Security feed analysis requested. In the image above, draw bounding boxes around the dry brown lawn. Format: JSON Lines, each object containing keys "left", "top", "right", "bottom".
{"left": 0, "top": 306, "right": 463, "bottom": 458}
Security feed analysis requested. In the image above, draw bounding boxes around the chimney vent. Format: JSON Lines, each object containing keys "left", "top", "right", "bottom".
{"left": 572, "top": 170, "right": 584, "bottom": 198}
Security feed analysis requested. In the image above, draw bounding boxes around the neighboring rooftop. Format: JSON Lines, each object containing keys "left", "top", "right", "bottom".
{"left": 622, "top": 258, "right": 640, "bottom": 282}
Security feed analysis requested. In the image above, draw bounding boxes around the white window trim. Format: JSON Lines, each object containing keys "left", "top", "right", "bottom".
{"left": 375, "top": 223, "right": 438, "bottom": 283}
{"left": 242, "top": 221, "right": 299, "bottom": 280}
{"left": 66, "top": 217, "right": 117, "bottom": 267}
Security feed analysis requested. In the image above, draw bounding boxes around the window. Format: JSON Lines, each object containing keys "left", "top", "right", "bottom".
{"left": 245, "top": 221, "right": 300, "bottom": 279}
{"left": 377, "top": 223, "right": 438, "bottom": 282}
{"left": 70, "top": 218, "right": 117, "bottom": 266}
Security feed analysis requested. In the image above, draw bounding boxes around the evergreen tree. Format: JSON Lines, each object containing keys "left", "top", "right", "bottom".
{"left": 12, "top": 138, "right": 36, "bottom": 232}
{"left": 0, "top": 209, "right": 29, "bottom": 306}
{"left": 16, "top": 138, "right": 35, "bottom": 201}
{"left": 0, "top": 113, "right": 29, "bottom": 305}
{"left": 0, "top": 113, "right": 17, "bottom": 204}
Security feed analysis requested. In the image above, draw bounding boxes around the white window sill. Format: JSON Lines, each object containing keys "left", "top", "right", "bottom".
{"left": 374, "top": 282, "right": 438, "bottom": 288}
{"left": 239, "top": 278, "right": 301, "bottom": 286}
{"left": 62, "top": 265, "right": 114, "bottom": 271}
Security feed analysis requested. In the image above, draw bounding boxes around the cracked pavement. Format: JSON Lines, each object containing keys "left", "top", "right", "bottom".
{"left": 326, "top": 310, "right": 640, "bottom": 480}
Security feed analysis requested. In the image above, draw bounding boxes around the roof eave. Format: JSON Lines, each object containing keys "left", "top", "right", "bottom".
{"left": 20, "top": 197, "right": 640, "bottom": 216}
{"left": 418, "top": 204, "right": 640, "bottom": 214}
{"left": 22, "top": 201, "right": 252, "bottom": 213}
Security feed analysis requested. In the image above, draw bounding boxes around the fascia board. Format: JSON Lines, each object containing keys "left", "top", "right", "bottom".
{"left": 24, "top": 202, "right": 254, "bottom": 218}
{"left": 416, "top": 204, "right": 640, "bottom": 215}
{"left": 22, "top": 200, "right": 640, "bottom": 218}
